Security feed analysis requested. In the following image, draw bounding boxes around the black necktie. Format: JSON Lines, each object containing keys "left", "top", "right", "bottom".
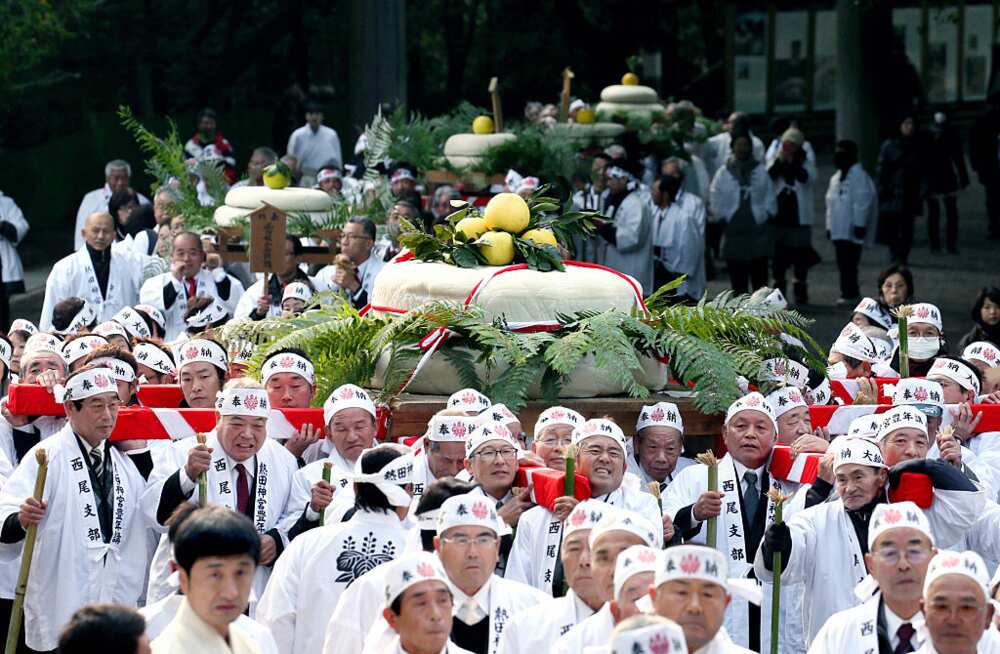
{"left": 894, "top": 623, "right": 915, "bottom": 654}
{"left": 743, "top": 471, "right": 760, "bottom": 523}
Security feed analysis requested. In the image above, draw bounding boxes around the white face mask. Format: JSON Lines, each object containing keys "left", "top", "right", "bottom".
{"left": 908, "top": 337, "right": 941, "bottom": 361}
{"left": 826, "top": 361, "right": 849, "bottom": 379}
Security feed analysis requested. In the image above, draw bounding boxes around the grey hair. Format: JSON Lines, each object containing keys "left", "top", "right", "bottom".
{"left": 661, "top": 156, "right": 688, "bottom": 181}
{"left": 432, "top": 185, "right": 460, "bottom": 204}
{"left": 153, "top": 186, "right": 180, "bottom": 203}
{"left": 253, "top": 147, "right": 279, "bottom": 164}
{"left": 347, "top": 216, "right": 377, "bottom": 241}
{"left": 105, "top": 159, "right": 132, "bottom": 177}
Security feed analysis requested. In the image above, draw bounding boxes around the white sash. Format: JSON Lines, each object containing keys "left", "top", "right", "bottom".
{"left": 853, "top": 597, "right": 882, "bottom": 654}
{"left": 539, "top": 513, "right": 563, "bottom": 591}
{"left": 206, "top": 450, "right": 273, "bottom": 534}
{"left": 67, "top": 447, "right": 130, "bottom": 550}
{"left": 77, "top": 249, "right": 118, "bottom": 312}
{"left": 487, "top": 582, "right": 514, "bottom": 654}
{"left": 169, "top": 272, "right": 211, "bottom": 318}
{"left": 719, "top": 456, "right": 773, "bottom": 570}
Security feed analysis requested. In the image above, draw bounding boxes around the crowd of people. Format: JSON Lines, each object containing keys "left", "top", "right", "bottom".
{"left": 0, "top": 96, "right": 995, "bottom": 654}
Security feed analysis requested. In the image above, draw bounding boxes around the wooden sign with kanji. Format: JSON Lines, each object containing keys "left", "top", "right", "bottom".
{"left": 248, "top": 204, "right": 287, "bottom": 273}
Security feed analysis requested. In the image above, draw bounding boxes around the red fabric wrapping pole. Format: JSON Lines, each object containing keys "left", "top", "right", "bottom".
{"left": 135, "top": 385, "right": 185, "bottom": 408}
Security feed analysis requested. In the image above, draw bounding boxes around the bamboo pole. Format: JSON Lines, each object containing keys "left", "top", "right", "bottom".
{"left": 893, "top": 306, "right": 913, "bottom": 378}
{"left": 559, "top": 68, "right": 574, "bottom": 122}
{"left": 5, "top": 449, "right": 48, "bottom": 654}
{"left": 563, "top": 444, "right": 578, "bottom": 497}
{"left": 766, "top": 489, "right": 793, "bottom": 654}
{"left": 320, "top": 462, "right": 333, "bottom": 526}
{"left": 196, "top": 433, "right": 208, "bottom": 507}
{"left": 488, "top": 77, "right": 504, "bottom": 133}
{"left": 695, "top": 452, "right": 719, "bottom": 549}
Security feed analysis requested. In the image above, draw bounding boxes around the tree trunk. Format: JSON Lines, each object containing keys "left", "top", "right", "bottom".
{"left": 349, "top": 0, "right": 407, "bottom": 142}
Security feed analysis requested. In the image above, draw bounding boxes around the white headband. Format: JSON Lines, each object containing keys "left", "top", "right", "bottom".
{"left": 572, "top": 418, "right": 628, "bottom": 456}
{"left": 853, "top": 297, "right": 893, "bottom": 330}
{"left": 907, "top": 303, "right": 943, "bottom": 332}
{"left": 176, "top": 338, "right": 228, "bottom": 372}
{"left": 924, "top": 550, "right": 991, "bottom": 601}
{"left": 928, "top": 358, "right": 981, "bottom": 396}
{"left": 534, "top": 406, "right": 584, "bottom": 437}
{"left": 350, "top": 449, "right": 415, "bottom": 508}
{"left": 810, "top": 377, "right": 832, "bottom": 406}
{"left": 134, "top": 304, "right": 165, "bottom": 330}
{"left": 228, "top": 340, "right": 255, "bottom": 365}
{"left": 606, "top": 165, "right": 632, "bottom": 180}
{"left": 888, "top": 378, "right": 945, "bottom": 416}
{"left": 390, "top": 168, "right": 415, "bottom": 183}
{"left": 0, "top": 338, "right": 10, "bottom": 370}
{"left": 447, "top": 388, "right": 491, "bottom": 412}
{"left": 877, "top": 406, "right": 928, "bottom": 442}
{"left": 281, "top": 282, "right": 313, "bottom": 304}
{"left": 636, "top": 402, "right": 684, "bottom": 434}
{"left": 766, "top": 386, "right": 807, "bottom": 419}
{"left": 426, "top": 414, "right": 478, "bottom": 443}
{"left": 831, "top": 436, "right": 887, "bottom": 471}
{"left": 724, "top": 392, "right": 777, "bottom": 433}
{"left": 54, "top": 368, "right": 117, "bottom": 403}
{"left": 656, "top": 544, "right": 728, "bottom": 590}
{"left": 846, "top": 414, "right": 882, "bottom": 440}
{"left": 481, "top": 403, "right": 519, "bottom": 426}
{"left": 963, "top": 341, "right": 1000, "bottom": 368}
{"left": 382, "top": 552, "right": 450, "bottom": 608}
{"left": 215, "top": 387, "right": 270, "bottom": 418}
{"left": 324, "top": 383, "right": 376, "bottom": 425}
{"left": 8, "top": 319, "right": 38, "bottom": 336}
{"left": 614, "top": 545, "right": 660, "bottom": 600}
{"left": 588, "top": 507, "right": 659, "bottom": 550}
{"left": 58, "top": 302, "right": 97, "bottom": 335}
{"left": 61, "top": 335, "right": 108, "bottom": 366}
{"left": 760, "top": 358, "right": 810, "bottom": 389}
{"left": 23, "top": 333, "right": 62, "bottom": 359}
{"left": 465, "top": 420, "right": 518, "bottom": 458}
{"left": 185, "top": 299, "right": 230, "bottom": 328}
{"left": 263, "top": 352, "right": 315, "bottom": 385}
{"left": 112, "top": 307, "right": 151, "bottom": 339}
{"left": 436, "top": 491, "right": 509, "bottom": 536}
{"left": 132, "top": 343, "right": 175, "bottom": 375}
{"left": 563, "top": 499, "right": 610, "bottom": 539}
{"left": 89, "top": 357, "right": 136, "bottom": 383}
{"left": 611, "top": 622, "right": 688, "bottom": 654}
{"left": 93, "top": 320, "right": 129, "bottom": 341}
{"left": 832, "top": 322, "right": 879, "bottom": 363}
{"left": 868, "top": 501, "right": 934, "bottom": 550}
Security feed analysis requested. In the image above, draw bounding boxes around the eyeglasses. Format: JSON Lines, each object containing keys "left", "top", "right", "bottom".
{"left": 441, "top": 534, "right": 498, "bottom": 548}
{"left": 872, "top": 546, "right": 932, "bottom": 565}
{"left": 581, "top": 445, "right": 624, "bottom": 461}
{"left": 340, "top": 234, "right": 371, "bottom": 242}
{"left": 537, "top": 436, "right": 572, "bottom": 447}
{"left": 473, "top": 447, "right": 518, "bottom": 461}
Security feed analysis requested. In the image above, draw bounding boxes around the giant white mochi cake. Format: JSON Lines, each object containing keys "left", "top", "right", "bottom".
{"left": 213, "top": 186, "right": 334, "bottom": 226}
{"left": 368, "top": 259, "right": 669, "bottom": 397}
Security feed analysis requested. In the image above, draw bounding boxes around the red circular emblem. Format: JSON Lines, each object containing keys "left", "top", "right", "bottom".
{"left": 471, "top": 501, "right": 489, "bottom": 520}
{"left": 680, "top": 554, "right": 701, "bottom": 574}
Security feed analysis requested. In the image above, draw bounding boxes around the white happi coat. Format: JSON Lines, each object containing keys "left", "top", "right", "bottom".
{"left": 73, "top": 184, "right": 150, "bottom": 250}
{"left": 551, "top": 602, "right": 614, "bottom": 654}
{"left": 363, "top": 638, "right": 474, "bottom": 654}
{"left": 505, "top": 483, "right": 663, "bottom": 592}
{"left": 693, "top": 629, "right": 757, "bottom": 654}
{"left": 825, "top": 163, "right": 877, "bottom": 245}
{"left": 754, "top": 486, "right": 984, "bottom": 645}
{"left": 141, "top": 592, "right": 279, "bottom": 654}
{"left": 807, "top": 593, "right": 926, "bottom": 654}
{"left": 602, "top": 190, "right": 653, "bottom": 293}
{"left": 631, "top": 455, "right": 697, "bottom": 494}
{"left": 256, "top": 509, "right": 409, "bottom": 654}
{"left": 0, "top": 411, "right": 64, "bottom": 471}
{"left": 0, "top": 425, "right": 150, "bottom": 651}
{"left": 571, "top": 185, "right": 609, "bottom": 264}
{"left": 661, "top": 454, "right": 808, "bottom": 652}
{"left": 139, "top": 267, "right": 245, "bottom": 340}
{"left": 322, "top": 561, "right": 396, "bottom": 654}
{"left": 650, "top": 190, "right": 707, "bottom": 299}
{"left": 0, "top": 191, "right": 29, "bottom": 288}
{"left": 365, "top": 574, "right": 548, "bottom": 654}
{"left": 151, "top": 597, "right": 261, "bottom": 654}
{"left": 39, "top": 247, "right": 141, "bottom": 331}
{"left": 277, "top": 455, "right": 353, "bottom": 535}
{"left": 498, "top": 589, "right": 595, "bottom": 653}
{"left": 315, "top": 253, "right": 386, "bottom": 305}
{"left": 141, "top": 434, "right": 297, "bottom": 607}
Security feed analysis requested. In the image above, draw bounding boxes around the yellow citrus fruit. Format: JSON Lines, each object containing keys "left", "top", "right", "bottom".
{"left": 455, "top": 216, "right": 489, "bottom": 241}
{"left": 472, "top": 115, "right": 495, "bottom": 134}
{"left": 622, "top": 72, "right": 639, "bottom": 86}
{"left": 521, "top": 228, "right": 558, "bottom": 248}
{"left": 575, "top": 108, "right": 596, "bottom": 124}
{"left": 262, "top": 162, "right": 292, "bottom": 189}
{"left": 477, "top": 231, "right": 515, "bottom": 266}
{"left": 483, "top": 192, "right": 530, "bottom": 233}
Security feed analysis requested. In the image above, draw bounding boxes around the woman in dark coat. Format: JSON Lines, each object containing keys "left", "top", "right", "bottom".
{"left": 876, "top": 114, "right": 926, "bottom": 264}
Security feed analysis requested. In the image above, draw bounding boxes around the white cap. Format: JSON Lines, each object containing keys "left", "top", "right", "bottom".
{"left": 963, "top": 341, "right": 1000, "bottom": 368}
{"left": 876, "top": 406, "right": 928, "bottom": 442}
{"left": 760, "top": 358, "right": 810, "bottom": 389}
{"left": 534, "top": 406, "right": 584, "bottom": 438}
{"left": 766, "top": 386, "right": 807, "bottom": 420}
{"left": 0, "top": 337, "right": 11, "bottom": 370}
{"left": 349, "top": 449, "right": 415, "bottom": 508}
{"left": 464, "top": 420, "right": 518, "bottom": 458}
{"left": 176, "top": 338, "right": 228, "bottom": 372}
{"left": 724, "top": 392, "right": 777, "bottom": 433}
{"left": 481, "top": 403, "right": 519, "bottom": 426}
{"left": 810, "top": 378, "right": 832, "bottom": 406}
{"left": 426, "top": 413, "right": 478, "bottom": 443}
{"left": 23, "top": 332, "right": 62, "bottom": 359}
{"left": 907, "top": 303, "right": 943, "bottom": 332}
{"left": 89, "top": 356, "right": 136, "bottom": 383}
{"left": 613, "top": 545, "right": 659, "bottom": 600}
{"left": 323, "top": 384, "right": 376, "bottom": 425}
{"left": 57, "top": 302, "right": 98, "bottom": 335}
{"left": 94, "top": 320, "right": 129, "bottom": 341}
{"left": 572, "top": 418, "right": 628, "bottom": 457}
{"left": 436, "top": 491, "right": 509, "bottom": 536}
{"left": 867, "top": 501, "right": 934, "bottom": 550}
{"left": 53, "top": 367, "right": 118, "bottom": 403}
{"left": 132, "top": 342, "right": 175, "bottom": 376}
{"left": 262, "top": 352, "right": 315, "bottom": 385}
{"left": 655, "top": 544, "right": 728, "bottom": 590}
{"left": 61, "top": 335, "right": 108, "bottom": 366}
{"left": 587, "top": 507, "right": 659, "bottom": 550}
{"left": 112, "top": 307, "right": 151, "bottom": 339}
{"left": 853, "top": 298, "right": 893, "bottom": 330}
{"left": 832, "top": 323, "right": 879, "bottom": 363}
{"left": 282, "top": 282, "right": 313, "bottom": 304}
{"left": 831, "top": 436, "right": 887, "bottom": 471}
{"left": 889, "top": 378, "right": 945, "bottom": 417}
{"left": 636, "top": 402, "right": 684, "bottom": 434}
{"left": 382, "top": 552, "right": 449, "bottom": 608}
{"left": 185, "top": 298, "right": 230, "bottom": 328}
{"left": 847, "top": 414, "right": 882, "bottom": 440}
{"left": 611, "top": 620, "right": 688, "bottom": 654}
{"left": 8, "top": 319, "right": 38, "bottom": 336}
{"left": 447, "top": 388, "right": 491, "bottom": 412}
{"left": 215, "top": 387, "right": 270, "bottom": 418}
{"left": 928, "top": 357, "right": 981, "bottom": 396}
{"left": 563, "top": 499, "right": 610, "bottom": 540}
{"left": 134, "top": 304, "right": 166, "bottom": 331}
{"left": 924, "top": 550, "right": 990, "bottom": 600}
